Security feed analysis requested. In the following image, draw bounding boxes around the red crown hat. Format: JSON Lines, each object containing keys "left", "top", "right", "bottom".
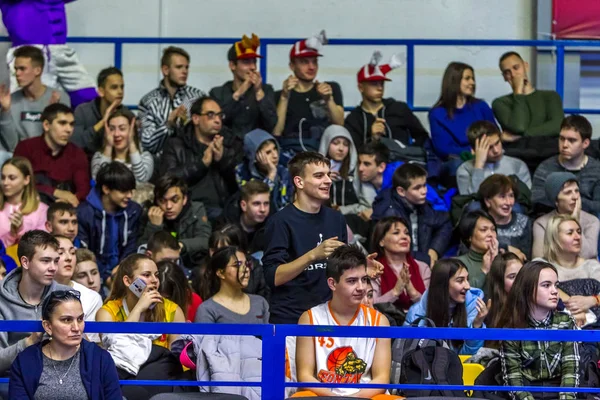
{"left": 357, "top": 51, "right": 404, "bottom": 83}
{"left": 290, "top": 30, "right": 328, "bottom": 59}
{"left": 234, "top": 33, "right": 262, "bottom": 59}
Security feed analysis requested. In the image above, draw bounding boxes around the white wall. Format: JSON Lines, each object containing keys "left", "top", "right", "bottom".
{"left": 0, "top": 0, "right": 536, "bottom": 128}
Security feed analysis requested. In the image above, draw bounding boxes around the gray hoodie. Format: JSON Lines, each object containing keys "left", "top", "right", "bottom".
{"left": 0, "top": 268, "right": 71, "bottom": 374}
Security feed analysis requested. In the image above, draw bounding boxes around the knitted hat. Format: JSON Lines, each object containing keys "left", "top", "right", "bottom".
{"left": 228, "top": 33, "right": 262, "bottom": 62}
{"left": 544, "top": 172, "right": 578, "bottom": 205}
{"left": 357, "top": 51, "right": 404, "bottom": 83}
{"left": 289, "top": 30, "right": 327, "bottom": 59}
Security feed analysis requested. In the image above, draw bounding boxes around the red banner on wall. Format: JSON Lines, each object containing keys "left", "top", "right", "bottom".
{"left": 553, "top": 0, "right": 600, "bottom": 39}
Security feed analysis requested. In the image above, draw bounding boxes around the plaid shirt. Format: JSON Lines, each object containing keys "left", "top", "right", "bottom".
{"left": 138, "top": 81, "right": 204, "bottom": 154}
{"left": 500, "top": 311, "right": 580, "bottom": 400}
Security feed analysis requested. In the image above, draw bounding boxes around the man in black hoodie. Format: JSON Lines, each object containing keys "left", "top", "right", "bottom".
{"left": 138, "top": 174, "right": 212, "bottom": 268}
{"left": 160, "top": 96, "right": 240, "bottom": 222}
{"left": 345, "top": 51, "right": 429, "bottom": 149}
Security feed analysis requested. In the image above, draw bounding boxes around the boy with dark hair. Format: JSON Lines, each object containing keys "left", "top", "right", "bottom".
{"left": 138, "top": 174, "right": 211, "bottom": 268}
{"left": 456, "top": 120, "right": 531, "bottom": 195}
{"left": 14, "top": 103, "right": 90, "bottom": 205}
{"left": 263, "top": 151, "right": 353, "bottom": 324}
{"left": 0, "top": 230, "right": 70, "bottom": 375}
{"left": 209, "top": 34, "right": 277, "bottom": 137}
{"left": 160, "top": 96, "right": 239, "bottom": 221}
{"left": 219, "top": 180, "right": 271, "bottom": 257}
{"left": 273, "top": 31, "right": 344, "bottom": 158}
{"left": 72, "top": 66, "right": 128, "bottom": 156}
{"left": 372, "top": 163, "right": 452, "bottom": 265}
{"left": 76, "top": 162, "right": 141, "bottom": 280}
{"left": 532, "top": 115, "right": 600, "bottom": 214}
{"left": 145, "top": 230, "right": 182, "bottom": 264}
{"left": 139, "top": 46, "right": 205, "bottom": 155}
{"left": 0, "top": 45, "right": 70, "bottom": 151}
{"left": 345, "top": 51, "right": 429, "bottom": 148}
{"left": 235, "top": 128, "right": 293, "bottom": 211}
{"left": 45, "top": 202, "right": 79, "bottom": 245}
{"left": 295, "top": 244, "right": 393, "bottom": 399}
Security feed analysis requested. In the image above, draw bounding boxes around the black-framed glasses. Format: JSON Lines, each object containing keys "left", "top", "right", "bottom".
{"left": 231, "top": 260, "right": 254, "bottom": 271}
{"left": 199, "top": 111, "right": 225, "bottom": 120}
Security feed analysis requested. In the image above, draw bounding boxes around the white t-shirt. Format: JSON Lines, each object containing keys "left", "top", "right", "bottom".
{"left": 71, "top": 281, "right": 103, "bottom": 321}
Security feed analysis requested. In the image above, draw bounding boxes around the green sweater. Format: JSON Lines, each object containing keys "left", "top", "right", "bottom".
{"left": 457, "top": 250, "right": 486, "bottom": 290}
{"left": 492, "top": 90, "right": 564, "bottom": 137}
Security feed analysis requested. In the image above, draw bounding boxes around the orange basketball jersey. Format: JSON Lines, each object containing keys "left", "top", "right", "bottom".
{"left": 307, "top": 302, "right": 382, "bottom": 396}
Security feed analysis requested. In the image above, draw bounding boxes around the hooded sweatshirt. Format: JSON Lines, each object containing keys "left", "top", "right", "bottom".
{"left": 0, "top": 268, "right": 71, "bottom": 374}
{"left": 318, "top": 125, "right": 359, "bottom": 208}
{"left": 344, "top": 98, "right": 430, "bottom": 148}
{"left": 235, "top": 129, "right": 293, "bottom": 211}
{"left": 76, "top": 187, "right": 142, "bottom": 280}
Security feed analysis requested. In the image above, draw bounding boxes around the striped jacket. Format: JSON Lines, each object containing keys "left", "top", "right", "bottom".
{"left": 138, "top": 81, "right": 204, "bottom": 154}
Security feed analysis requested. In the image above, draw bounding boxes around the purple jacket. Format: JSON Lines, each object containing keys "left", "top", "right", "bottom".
{"left": 0, "top": 0, "right": 75, "bottom": 46}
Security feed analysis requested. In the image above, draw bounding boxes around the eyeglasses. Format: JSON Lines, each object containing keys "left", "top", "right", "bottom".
{"left": 199, "top": 111, "right": 225, "bottom": 120}
{"left": 51, "top": 289, "right": 81, "bottom": 300}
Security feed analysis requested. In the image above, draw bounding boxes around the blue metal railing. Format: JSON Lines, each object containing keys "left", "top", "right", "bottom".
{"left": 1, "top": 320, "right": 599, "bottom": 399}
{"left": 2, "top": 36, "right": 600, "bottom": 114}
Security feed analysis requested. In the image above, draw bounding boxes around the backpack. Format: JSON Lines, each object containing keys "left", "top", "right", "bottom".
{"left": 390, "top": 317, "right": 466, "bottom": 397}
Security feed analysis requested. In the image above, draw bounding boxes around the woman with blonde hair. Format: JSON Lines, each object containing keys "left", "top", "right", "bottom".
{"left": 541, "top": 213, "right": 600, "bottom": 324}
{"left": 0, "top": 157, "right": 48, "bottom": 246}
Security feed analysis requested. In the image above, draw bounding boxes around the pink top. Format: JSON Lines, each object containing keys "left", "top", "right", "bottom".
{"left": 372, "top": 258, "right": 431, "bottom": 304}
{"left": 0, "top": 202, "right": 48, "bottom": 247}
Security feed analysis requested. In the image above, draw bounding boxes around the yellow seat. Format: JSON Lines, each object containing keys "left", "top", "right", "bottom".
{"left": 462, "top": 362, "right": 485, "bottom": 386}
{"left": 459, "top": 355, "right": 470, "bottom": 363}
{"left": 5, "top": 244, "right": 19, "bottom": 267}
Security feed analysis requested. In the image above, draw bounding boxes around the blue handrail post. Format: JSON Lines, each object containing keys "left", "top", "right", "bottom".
{"left": 261, "top": 326, "right": 287, "bottom": 400}
{"left": 406, "top": 44, "right": 415, "bottom": 109}
{"left": 555, "top": 44, "right": 565, "bottom": 101}
{"left": 259, "top": 40, "right": 268, "bottom": 84}
{"left": 114, "top": 41, "right": 123, "bottom": 71}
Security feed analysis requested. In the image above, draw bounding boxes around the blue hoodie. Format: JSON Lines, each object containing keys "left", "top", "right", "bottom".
{"left": 404, "top": 288, "right": 485, "bottom": 355}
{"left": 235, "top": 129, "right": 293, "bottom": 211}
{"left": 76, "top": 188, "right": 142, "bottom": 280}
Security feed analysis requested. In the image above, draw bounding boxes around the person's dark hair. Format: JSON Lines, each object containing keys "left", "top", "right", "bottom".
{"left": 96, "top": 161, "right": 136, "bottom": 193}
{"left": 41, "top": 290, "right": 81, "bottom": 321}
{"left": 157, "top": 260, "right": 193, "bottom": 317}
{"left": 18, "top": 230, "right": 59, "bottom": 262}
{"left": 41, "top": 103, "right": 73, "bottom": 124}
{"left": 154, "top": 174, "right": 188, "bottom": 201}
{"left": 147, "top": 231, "right": 180, "bottom": 255}
{"left": 458, "top": 210, "right": 496, "bottom": 248}
{"left": 358, "top": 141, "right": 389, "bottom": 166}
{"left": 161, "top": 46, "right": 190, "bottom": 67}
{"left": 14, "top": 45, "right": 45, "bottom": 68}
{"left": 426, "top": 258, "right": 468, "bottom": 348}
{"left": 433, "top": 62, "right": 476, "bottom": 119}
{"left": 241, "top": 180, "right": 270, "bottom": 202}
{"left": 466, "top": 120, "right": 501, "bottom": 148}
{"left": 496, "top": 260, "right": 558, "bottom": 329}
{"left": 47, "top": 202, "right": 77, "bottom": 222}
{"left": 326, "top": 245, "right": 367, "bottom": 282}
{"left": 288, "top": 151, "right": 330, "bottom": 186}
{"left": 498, "top": 51, "right": 524, "bottom": 69}
{"left": 486, "top": 252, "right": 522, "bottom": 329}
{"left": 200, "top": 246, "right": 243, "bottom": 299}
{"left": 478, "top": 174, "right": 518, "bottom": 210}
{"left": 209, "top": 224, "right": 248, "bottom": 252}
{"left": 97, "top": 67, "right": 123, "bottom": 88}
{"left": 560, "top": 115, "right": 592, "bottom": 141}
{"left": 190, "top": 96, "right": 220, "bottom": 116}
{"left": 392, "top": 163, "right": 427, "bottom": 190}
{"left": 370, "top": 216, "right": 411, "bottom": 257}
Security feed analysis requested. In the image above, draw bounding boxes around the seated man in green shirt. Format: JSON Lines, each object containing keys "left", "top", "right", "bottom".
{"left": 493, "top": 51, "right": 564, "bottom": 171}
